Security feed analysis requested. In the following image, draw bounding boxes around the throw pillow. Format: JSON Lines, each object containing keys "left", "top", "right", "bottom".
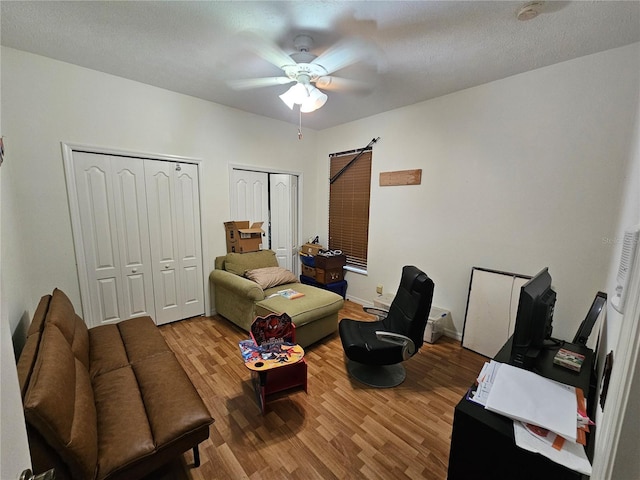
{"left": 245, "top": 267, "right": 297, "bottom": 290}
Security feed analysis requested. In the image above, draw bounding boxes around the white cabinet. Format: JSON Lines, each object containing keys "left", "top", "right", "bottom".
{"left": 68, "top": 152, "right": 204, "bottom": 327}
{"left": 462, "top": 267, "right": 530, "bottom": 358}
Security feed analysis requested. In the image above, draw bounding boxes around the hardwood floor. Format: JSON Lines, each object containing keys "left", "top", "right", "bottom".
{"left": 158, "top": 300, "right": 487, "bottom": 480}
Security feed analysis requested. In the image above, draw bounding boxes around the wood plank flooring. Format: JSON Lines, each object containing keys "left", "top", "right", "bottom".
{"left": 157, "top": 300, "right": 487, "bottom": 480}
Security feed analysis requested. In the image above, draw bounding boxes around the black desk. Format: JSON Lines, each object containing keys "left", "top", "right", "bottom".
{"left": 447, "top": 338, "right": 593, "bottom": 480}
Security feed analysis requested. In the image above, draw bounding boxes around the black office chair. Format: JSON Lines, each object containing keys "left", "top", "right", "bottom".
{"left": 339, "top": 265, "right": 435, "bottom": 387}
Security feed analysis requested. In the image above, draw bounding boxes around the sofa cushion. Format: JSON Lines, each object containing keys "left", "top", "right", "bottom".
{"left": 93, "top": 366, "right": 155, "bottom": 479}
{"left": 117, "top": 316, "right": 171, "bottom": 362}
{"left": 133, "top": 351, "right": 214, "bottom": 447}
{"left": 89, "top": 317, "right": 170, "bottom": 379}
{"left": 224, "top": 250, "right": 278, "bottom": 275}
{"left": 88, "top": 325, "right": 131, "bottom": 379}
{"left": 18, "top": 295, "right": 53, "bottom": 397}
{"left": 17, "top": 333, "right": 41, "bottom": 398}
{"left": 257, "top": 283, "right": 344, "bottom": 328}
{"left": 245, "top": 266, "right": 298, "bottom": 290}
{"left": 23, "top": 324, "right": 98, "bottom": 480}
{"left": 47, "top": 288, "right": 90, "bottom": 369}
{"left": 27, "top": 294, "right": 52, "bottom": 337}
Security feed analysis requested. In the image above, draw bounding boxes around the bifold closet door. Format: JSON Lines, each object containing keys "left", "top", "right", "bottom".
{"left": 230, "top": 169, "right": 269, "bottom": 238}
{"left": 73, "top": 153, "right": 155, "bottom": 326}
{"left": 230, "top": 168, "right": 300, "bottom": 273}
{"left": 270, "top": 173, "right": 299, "bottom": 273}
{"left": 145, "top": 161, "right": 204, "bottom": 325}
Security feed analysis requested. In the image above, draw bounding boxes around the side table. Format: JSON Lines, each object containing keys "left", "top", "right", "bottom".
{"left": 239, "top": 340, "right": 307, "bottom": 413}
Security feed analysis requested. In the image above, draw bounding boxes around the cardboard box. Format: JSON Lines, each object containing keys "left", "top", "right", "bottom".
{"left": 315, "top": 254, "right": 346, "bottom": 270}
{"left": 301, "top": 264, "right": 316, "bottom": 279}
{"left": 300, "top": 243, "right": 323, "bottom": 256}
{"left": 316, "top": 267, "right": 344, "bottom": 284}
{"left": 224, "top": 221, "right": 264, "bottom": 253}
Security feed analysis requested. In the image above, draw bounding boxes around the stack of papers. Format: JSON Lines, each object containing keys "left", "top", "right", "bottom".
{"left": 468, "top": 361, "right": 592, "bottom": 475}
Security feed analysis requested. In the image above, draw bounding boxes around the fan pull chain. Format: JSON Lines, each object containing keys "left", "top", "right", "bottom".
{"left": 298, "top": 108, "right": 303, "bottom": 140}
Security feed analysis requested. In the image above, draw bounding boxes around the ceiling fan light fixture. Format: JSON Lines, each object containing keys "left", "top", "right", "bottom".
{"left": 279, "top": 82, "right": 309, "bottom": 109}
{"left": 300, "top": 86, "right": 328, "bottom": 113}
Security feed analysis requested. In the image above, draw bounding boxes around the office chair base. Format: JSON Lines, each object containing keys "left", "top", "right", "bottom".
{"left": 346, "top": 360, "right": 406, "bottom": 388}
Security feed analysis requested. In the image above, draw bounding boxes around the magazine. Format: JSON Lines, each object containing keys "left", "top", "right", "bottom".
{"left": 277, "top": 288, "right": 305, "bottom": 299}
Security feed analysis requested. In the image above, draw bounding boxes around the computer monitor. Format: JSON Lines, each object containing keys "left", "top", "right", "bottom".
{"left": 510, "top": 268, "right": 557, "bottom": 370}
{"left": 573, "top": 291, "right": 607, "bottom": 346}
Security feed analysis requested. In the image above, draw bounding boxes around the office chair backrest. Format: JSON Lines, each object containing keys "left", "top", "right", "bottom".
{"left": 384, "top": 266, "right": 435, "bottom": 351}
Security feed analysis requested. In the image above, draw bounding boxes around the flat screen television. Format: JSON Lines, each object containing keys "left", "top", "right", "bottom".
{"left": 510, "top": 267, "right": 557, "bottom": 370}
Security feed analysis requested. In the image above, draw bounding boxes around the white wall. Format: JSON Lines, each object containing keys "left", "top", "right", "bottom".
{"left": 601, "top": 83, "right": 640, "bottom": 480}
{"left": 0, "top": 52, "right": 33, "bottom": 480}
{"left": 316, "top": 43, "right": 640, "bottom": 343}
{"left": 0, "top": 46, "right": 318, "bottom": 341}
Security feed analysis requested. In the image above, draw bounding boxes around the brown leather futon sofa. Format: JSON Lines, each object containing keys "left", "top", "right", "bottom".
{"left": 17, "top": 288, "right": 214, "bottom": 480}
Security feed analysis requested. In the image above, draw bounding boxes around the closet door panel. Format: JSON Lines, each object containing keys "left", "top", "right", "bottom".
{"left": 111, "top": 157, "right": 155, "bottom": 320}
{"left": 175, "top": 163, "right": 204, "bottom": 318}
{"left": 98, "top": 278, "right": 121, "bottom": 322}
{"left": 73, "top": 153, "right": 125, "bottom": 326}
{"left": 230, "top": 169, "right": 269, "bottom": 230}
{"left": 270, "top": 174, "right": 295, "bottom": 271}
{"left": 152, "top": 171, "right": 178, "bottom": 263}
{"left": 125, "top": 273, "right": 149, "bottom": 316}
{"left": 145, "top": 161, "right": 181, "bottom": 325}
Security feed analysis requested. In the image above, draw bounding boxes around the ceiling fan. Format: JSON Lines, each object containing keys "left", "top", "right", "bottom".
{"left": 228, "top": 33, "right": 370, "bottom": 113}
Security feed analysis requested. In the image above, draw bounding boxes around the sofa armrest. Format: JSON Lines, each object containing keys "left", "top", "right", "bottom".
{"left": 210, "top": 269, "right": 265, "bottom": 301}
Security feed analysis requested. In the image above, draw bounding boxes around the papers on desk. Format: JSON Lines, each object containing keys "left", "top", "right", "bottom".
{"left": 486, "top": 362, "right": 577, "bottom": 441}
{"left": 468, "top": 360, "right": 501, "bottom": 406}
{"left": 514, "top": 421, "right": 592, "bottom": 476}
{"left": 469, "top": 361, "right": 592, "bottom": 476}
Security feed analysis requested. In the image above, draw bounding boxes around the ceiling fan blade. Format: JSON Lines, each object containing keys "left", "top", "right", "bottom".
{"left": 238, "top": 31, "right": 296, "bottom": 69}
{"left": 315, "top": 76, "right": 371, "bottom": 92}
{"left": 311, "top": 39, "right": 369, "bottom": 75}
{"left": 227, "top": 77, "right": 294, "bottom": 90}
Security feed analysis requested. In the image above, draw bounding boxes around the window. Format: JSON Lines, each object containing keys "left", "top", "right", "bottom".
{"left": 328, "top": 149, "right": 372, "bottom": 271}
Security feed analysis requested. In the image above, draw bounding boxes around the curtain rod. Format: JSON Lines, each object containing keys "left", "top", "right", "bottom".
{"left": 330, "top": 147, "right": 372, "bottom": 157}
{"left": 329, "top": 137, "right": 379, "bottom": 185}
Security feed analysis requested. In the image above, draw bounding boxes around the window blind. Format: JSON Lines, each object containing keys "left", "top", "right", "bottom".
{"left": 329, "top": 150, "right": 372, "bottom": 270}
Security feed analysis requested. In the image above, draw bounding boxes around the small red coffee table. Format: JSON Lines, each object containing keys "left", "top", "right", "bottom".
{"left": 239, "top": 340, "right": 307, "bottom": 413}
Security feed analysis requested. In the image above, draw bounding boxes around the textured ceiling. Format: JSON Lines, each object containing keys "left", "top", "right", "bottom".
{"left": 1, "top": 1, "right": 639, "bottom": 130}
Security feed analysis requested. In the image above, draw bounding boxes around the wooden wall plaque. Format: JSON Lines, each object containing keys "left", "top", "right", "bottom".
{"left": 379, "top": 169, "right": 422, "bottom": 186}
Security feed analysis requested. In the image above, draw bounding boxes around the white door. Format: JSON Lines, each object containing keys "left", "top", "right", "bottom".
{"left": 173, "top": 163, "right": 205, "bottom": 319}
{"left": 270, "top": 174, "right": 299, "bottom": 273}
{"left": 73, "top": 153, "right": 155, "bottom": 326}
{"left": 230, "top": 169, "right": 269, "bottom": 244}
{"left": 145, "top": 161, "right": 204, "bottom": 325}
{"left": 112, "top": 156, "right": 156, "bottom": 320}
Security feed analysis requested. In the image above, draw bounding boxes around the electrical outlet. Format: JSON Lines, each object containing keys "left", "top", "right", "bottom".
{"left": 376, "top": 284, "right": 383, "bottom": 295}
